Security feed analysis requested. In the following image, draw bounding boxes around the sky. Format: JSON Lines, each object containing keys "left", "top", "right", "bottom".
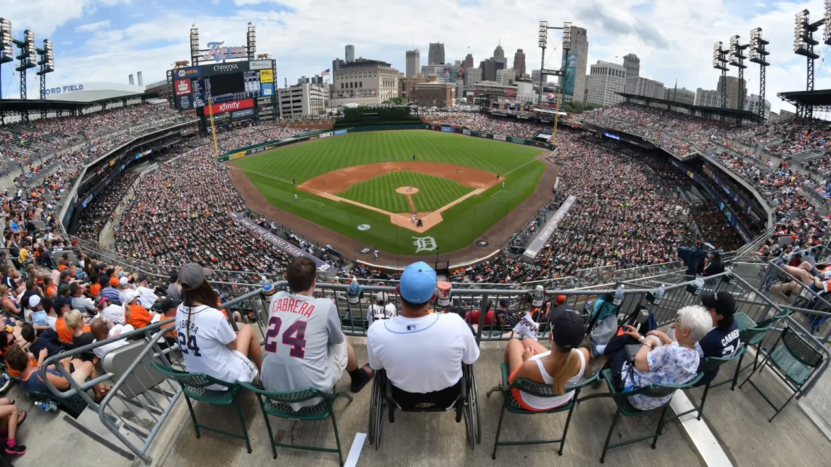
{"left": 0, "top": 0, "right": 829, "bottom": 113}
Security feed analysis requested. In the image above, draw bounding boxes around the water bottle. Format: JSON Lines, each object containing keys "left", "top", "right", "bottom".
{"left": 693, "top": 278, "right": 705, "bottom": 295}
{"left": 262, "top": 279, "right": 276, "bottom": 299}
{"left": 654, "top": 286, "right": 666, "bottom": 305}
{"left": 35, "top": 400, "right": 58, "bottom": 413}
{"left": 613, "top": 284, "right": 625, "bottom": 306}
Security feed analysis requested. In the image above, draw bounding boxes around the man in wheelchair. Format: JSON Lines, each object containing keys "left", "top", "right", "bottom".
{"left": 367, "top": 261, "right": 480, "bottom": 409}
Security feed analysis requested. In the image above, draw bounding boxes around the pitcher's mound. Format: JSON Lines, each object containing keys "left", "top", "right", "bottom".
{"left": 395, "top": 186, "right": 420, "bottom": 194}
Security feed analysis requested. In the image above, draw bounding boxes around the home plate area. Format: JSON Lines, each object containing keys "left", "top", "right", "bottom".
{"left": 298, "top": 161, "right": 500, "bottom": 233}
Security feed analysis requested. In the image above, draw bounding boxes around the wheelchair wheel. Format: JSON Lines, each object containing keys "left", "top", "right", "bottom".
{"left": 368, "top": 376, "right": 384, "bottom": 450}
{"left": 469, "top": 367, "right": 481, "bottom": 445}
{"left": 462, "top": 367, "right": 481, "bottom": 450}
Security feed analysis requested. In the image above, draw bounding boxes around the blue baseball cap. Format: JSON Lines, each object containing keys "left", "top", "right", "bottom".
{"left": 399, "top": 261, "right": 436, "bottom": 304}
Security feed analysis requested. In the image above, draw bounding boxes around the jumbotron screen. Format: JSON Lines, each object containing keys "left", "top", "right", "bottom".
{"left": 173, "top": 61, "right": 272, "bottom": 112}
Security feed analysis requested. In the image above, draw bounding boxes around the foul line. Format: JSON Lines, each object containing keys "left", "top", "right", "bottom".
{"left": 302, "top": 199, "right": 324, "bottom": 208}
{"left": 491, "top": 191, "right": 504, "bottom": 198}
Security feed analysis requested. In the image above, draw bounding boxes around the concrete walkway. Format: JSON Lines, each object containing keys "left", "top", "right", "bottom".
{"left": 152, "top": 338, "right": 831, "bottom": 467}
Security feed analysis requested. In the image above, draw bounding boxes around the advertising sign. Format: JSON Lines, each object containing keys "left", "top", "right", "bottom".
{"left": 231, "top": 109, "right": 255, "bottom": 120}
{"left": 334, "top": 129, "right": 348, "bottom": 136}
{"left": 259, "top": 69, "right": 274, "bottom": 83}
{"left": 231, "top": 213, "right": 330, "bottom": 272}
{"left": 174, "top": 79, "right": 192, "bottom": 96}
{"left": 228, "top": 152, "right": 245, "bottom": 161}
{"left": 206, "top": 98, "right": 254, "bottom": 115}
{"left": 522, "top": 195, "right": 576, "bottom": 262}
{"left": 250, "top": 60, "right": 272, "bottom": 70}
{"left": 493, "top": 134, "right": 506, "bottom": 141}
{"left": 260, "top": 82, "right": 273, "bottom": 97}
{"left": 563, "top": 52, "right": 577, "bottom": 96}
{"left": 174, "top": 67, "right": 201, "bottom": 79}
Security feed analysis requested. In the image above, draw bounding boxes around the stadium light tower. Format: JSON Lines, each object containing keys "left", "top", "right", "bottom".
{"left": 13, "top": 29, "right": 38, "bottom": 101}
{"left": 189, "top": 25, "right": 199, "bottom": 66}
{"left": 247, "top": 23, "right": 256, "bottom": 61}
{"left": 0, "top": 18, "right": 13, "bottom": 100}
{"left": 537, "top": 21, "right": 548, "bottom": 105}
{"left": 748, "top": 27, "right": 770, "bottom": 121}
{"left": 37, "top": 38, "right": 55, "bottom": 104}
{"left": 712, "top": 41, "right": 729, "bottom": 121}
{"left": 728, "top": 35, "right": 749, "bottom": 120}
{"left": 793, "top": 9, "right": 821, "bottom": 118}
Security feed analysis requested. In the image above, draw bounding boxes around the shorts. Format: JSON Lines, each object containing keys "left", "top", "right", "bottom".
{"left": 71, "top": 369, "right": 87, "bottom": 385}
{"left": 229, "top": 350, "right": 259, "bottom": 384}
{"left": 330, "top": 341, "right": 348, "bottom": 383}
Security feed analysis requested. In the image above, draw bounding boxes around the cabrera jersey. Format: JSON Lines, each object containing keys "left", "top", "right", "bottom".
{"left": 175, "top": 304, "right": 254, "bottom": 387}
{"left": 261, "top": 291, "right": 345, "bottom": 396}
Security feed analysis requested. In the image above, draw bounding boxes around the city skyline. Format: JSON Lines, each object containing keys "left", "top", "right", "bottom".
{"left": 0, "top": 0, "right": 826, "bottom": 113}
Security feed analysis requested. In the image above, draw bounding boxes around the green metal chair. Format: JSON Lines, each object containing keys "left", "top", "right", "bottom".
{"left": 238, "top": 382, "right": 353, "bottom": 466}
{"left": 580, "top": 368, "right": 703, "bottom": 464}
{"left": 150, "top": 362, "right": 252, "bottom": 453}
{"left": 724, "top": 309, "right": 791, "bottom": 390}
{"left": 668, "top": 345, "right": 747, "bottom": 422}
{"left": 740, "top": 326, "right": 825, "bottom": 422}
{"left": 485, "top": 362, "right": 598, "bottom": 459}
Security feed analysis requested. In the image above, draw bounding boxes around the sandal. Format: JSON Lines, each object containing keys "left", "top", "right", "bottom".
{"left": 16, "top": 411, "right": 25, "bottom": 427}
{"left": 94, "top": 386, "right": 114, "bottom": 403}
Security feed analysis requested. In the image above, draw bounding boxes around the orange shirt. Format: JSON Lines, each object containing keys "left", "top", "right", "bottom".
{"left": 46, "top": 284, "right": 57, "bottom": 298}
{"left": 128, "top": 304, "right": 154, "bottom": 329}
{"left": 4, "top": 355, "right": 36, "bottom": 378}
{"left": 56, "top": 317, "right": 91, "bottom": 344}
{"left": 90, "top": 284, "right": 101, "bottom": 299}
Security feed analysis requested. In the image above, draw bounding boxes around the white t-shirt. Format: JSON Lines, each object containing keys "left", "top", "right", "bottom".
{"left": 367, "top": 312, "right": 480, "bottom": 393}
{"left": 136, "top": 286, "right": 158, "bottom": 309}
{"left": 175, "top": 304, "right": 256, "bottom": 388}
{"left": 93, "top": 324, "right": 134, "bottom": 359}
{"left": 46, "top": 315, "right": 58, "bottom": 330}
{"left": 100, "top": 304, "right": 126, "bottom": 325}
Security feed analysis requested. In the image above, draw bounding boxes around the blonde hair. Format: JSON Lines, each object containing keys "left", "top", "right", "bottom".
{"left": 64, "top": 309, "right": 84, "bottom": 332}
{"left": 551, "top": 348, "right": 583, "bottom": 395}
{"left": 124, "top": 302, "right": 133, "bottom": 324}
{"left": 0, "top": 285, "right": 7, "bottom": 297}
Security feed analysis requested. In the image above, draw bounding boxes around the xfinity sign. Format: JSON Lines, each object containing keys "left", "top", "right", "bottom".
{"left": 206, "top": 98, "right": 254, "bottom": 114}
{"left": 202, "top": 42, "right": 248, "bottom": 62}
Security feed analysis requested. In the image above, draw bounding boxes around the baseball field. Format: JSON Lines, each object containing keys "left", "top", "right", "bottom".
{"left": 229, "top": 130, "right": 549, "bottom": 258}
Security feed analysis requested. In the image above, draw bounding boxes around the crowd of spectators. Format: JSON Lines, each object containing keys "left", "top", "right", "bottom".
{"left": 433, "top": 113, "right": 551, "bottom": 140}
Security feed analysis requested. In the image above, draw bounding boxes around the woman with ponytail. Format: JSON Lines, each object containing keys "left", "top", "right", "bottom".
{"left": 503, "top": 312, "right": 590, "bottom": 411}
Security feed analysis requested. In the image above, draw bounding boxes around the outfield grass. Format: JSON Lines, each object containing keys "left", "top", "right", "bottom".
{"left": 233, "top": 131, "right": 546, "bottom": 256}
{"left": 339, "top": 171, "right": 473, "bottom": 213}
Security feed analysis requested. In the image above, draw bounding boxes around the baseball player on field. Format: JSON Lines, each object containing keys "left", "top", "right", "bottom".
{"left": 261, "top": 257, "right": 373, "bottom": 410}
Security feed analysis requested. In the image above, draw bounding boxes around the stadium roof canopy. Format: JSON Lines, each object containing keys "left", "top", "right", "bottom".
{"left": 777, "top": 89, "right": 831, "bottom": 110}
{"left": 0, "top": 92, "right": 158, "bottom": 112}
{"left": 616, "top": 92, "right": 764, "bottom": 123}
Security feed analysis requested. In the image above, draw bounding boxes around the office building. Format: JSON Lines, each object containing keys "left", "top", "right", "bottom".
{"left": 695, "top": 88, "right": 721, "bottom": 107}
{"left": 625, "top": 76, "right": 665, "bottom": 99}
{"left": 494, "top": 43, "right": 505, "bottom": 60}
{"left": 746, "top": 94, "right": 772, "bottom": 121}
{"left": 586, "top": 60, "right": 626, "bottom": 107}
{"left": 473, "top": 81, "right": 518, "bottom": 102}
{"left": 411, "top": 82, "right": 456, "bottom": 107}
{"left": 463, "top": 53, "right": 474, "bottom": 69}
{"left": 716, "top": 76, "right": 747, "bottom": 110}
{"left": 665, "top": 87, "right": 696, "bottom": 106}
{"left": 399, "top": 74, "right": 427, "bottom": 101}
{"left": 422, "top": 64, "right": 450, "bottom": 82}
{"left": 559, "top": 26, "right": 589, "bottom": 103}
{"left": 496, "top": 68, "right": 516, "bottom": 86}
{"left": 406, "top": 49, "right": 420, "bottom": 78}
{"left": 345, "top": 45, "right": 355, "bottom": 63}
{"left": 623, "top": 53, "right": 640, "bottom": 80}
{"left": 465, "top": 67, "right": 482, "bottom": 86}
{"left": 332, "top": 58, "right": 400, "bottom": 105}
{"left": 278, "top": 83, "right": 329, "bottom": 118}
{"left": 428, "top": 42, "right": 445, "bottom": 64}
{"left": 513, "top": 49, "right": 526, "bottom": 76}
{"left": 479, "top": 57, "right": 506, "bottom": 82}
{"left": 297, "top": 75, "right": 324, "bottom": 85}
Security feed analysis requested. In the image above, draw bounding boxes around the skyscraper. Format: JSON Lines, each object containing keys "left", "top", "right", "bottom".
{"left": 717, "top": 75, "right": 747, "bottom": 110}
{"left": 559, "top": 26, "right": 589, "bottom": 103}
{"left": 428, "top": 42, "right": 445, "bottom": 64}
{"left": 463, "top": 53, "right": 474, "bottom": 69}
{"left": 493, "top": 43, "right": 505, "bottom": 60}
{"left": 513, "top": 49, "right": 526, "bottom": 76}
{"left": 623, "top": 53, "right": 640, "bottom": 80}
{"left": 345, "top": 45, "right": 355, "bottom": 63}
{"left": 586, "top": 60, "right": 626, "bottom": 107}
{"left": 406, "top": 49, "right": 420, "bottom": 78}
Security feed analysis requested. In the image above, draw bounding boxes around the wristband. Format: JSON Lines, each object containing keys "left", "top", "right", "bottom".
{"left": 637, "top": 335, "right": 645, "bottom": 343}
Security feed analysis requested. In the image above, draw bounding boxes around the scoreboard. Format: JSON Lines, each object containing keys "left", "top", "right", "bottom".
{"left": 172, "top": 60, "right": 275, "bottom": 113}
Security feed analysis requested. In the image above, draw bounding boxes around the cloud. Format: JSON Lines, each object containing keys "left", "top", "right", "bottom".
{"left": 75, "top": 20, "right": 110, "bottom": 33}
{"left": 3, "top": 0, "right": 824, "bottom": 113}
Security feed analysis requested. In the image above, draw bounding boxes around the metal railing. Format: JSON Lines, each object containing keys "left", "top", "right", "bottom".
{"left": 36, "top": 269, "right": 830, "bottom": 463}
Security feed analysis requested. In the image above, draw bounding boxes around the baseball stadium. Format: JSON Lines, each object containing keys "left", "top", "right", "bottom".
{"left": 0, "top": 8, "right": 831, "bottom": 467}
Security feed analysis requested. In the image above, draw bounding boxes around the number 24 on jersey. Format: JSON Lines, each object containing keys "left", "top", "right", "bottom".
{"left": 265, "top": 316, "right": 308, "bottom": 358}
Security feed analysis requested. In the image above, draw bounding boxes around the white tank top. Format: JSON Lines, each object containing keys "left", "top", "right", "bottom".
{"left": 518, "top": 350, "right": 586, "bottom": 410}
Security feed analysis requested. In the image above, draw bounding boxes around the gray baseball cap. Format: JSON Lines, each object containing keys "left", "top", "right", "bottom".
{"left": 179, "top": 263, "right": 207, "bottom": 289}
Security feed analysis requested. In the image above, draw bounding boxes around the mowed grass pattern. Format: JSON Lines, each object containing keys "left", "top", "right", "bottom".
{"left": 233, "top": 131, "right": 547, "bottom": 256}
{"left": 234, "top": 130, "right": 542, "bottom": 182}
{"left": 339, "top": 171, "right": 473, "bottom": 213}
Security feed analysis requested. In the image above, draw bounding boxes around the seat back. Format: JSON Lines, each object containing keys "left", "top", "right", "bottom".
{"left": 781, "top": 327, "right": 824, "bottom": 370}
{"left": 601, "top": 369, "right": 702, "bottom": 406}
{"left": 150, "top": 361, "right": 231, "bottom": 391}
{"left": 101, "top": 340, "right": 167, "bottom": 398}
{"left": 698, "top": 344, "right": 748, "bottom": 374}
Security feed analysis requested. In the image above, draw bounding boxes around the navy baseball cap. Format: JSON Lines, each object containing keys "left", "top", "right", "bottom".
{"left": 399, "top": 261, "right": 436, "bottom": 304}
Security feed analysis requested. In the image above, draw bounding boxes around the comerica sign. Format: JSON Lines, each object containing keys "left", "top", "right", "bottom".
{"left": 206, "top": 98, "right": 254, "bottom": 115}
{"left": 202, "top": 42, "right": 248, "bottom": 62}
